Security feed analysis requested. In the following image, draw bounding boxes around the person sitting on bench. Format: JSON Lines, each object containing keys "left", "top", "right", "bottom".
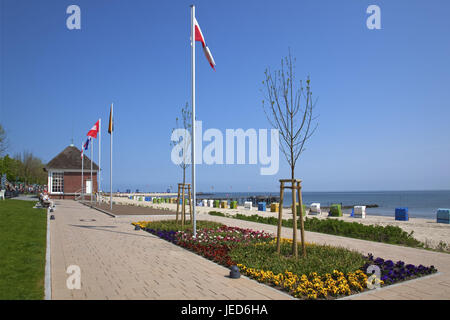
{"left": 40, "top": 192, "right": 54, "bottom": 208}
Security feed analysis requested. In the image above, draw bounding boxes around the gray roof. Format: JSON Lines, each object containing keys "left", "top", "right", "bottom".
{"left": 45, "top": 145, "right": 99, "bottom": 171}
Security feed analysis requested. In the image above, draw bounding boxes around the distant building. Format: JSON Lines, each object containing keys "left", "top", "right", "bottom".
{"left": 44, "top": 145, "right": 98, "bottom": 199}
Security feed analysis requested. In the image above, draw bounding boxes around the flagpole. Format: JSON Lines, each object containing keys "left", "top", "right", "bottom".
{"left": 91, "top": 137, "right": 93, "bottom": 203}
{"left": 110, "top": 103, "right": 113, "bottom": 211}
{"left": 99, "top": 118, "right": 101, "bottom": 201}
{"left": 191, "top": 5, "right": 197, "bottom": 237}
{"left": 81, "top": 141, "right": 84, "bottom": 200}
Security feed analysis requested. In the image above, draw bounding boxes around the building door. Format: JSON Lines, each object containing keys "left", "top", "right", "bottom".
{"left": 86, "top": 180, "right": 92, "bottom": 194}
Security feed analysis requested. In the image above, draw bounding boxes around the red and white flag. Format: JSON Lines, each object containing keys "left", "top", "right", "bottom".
{"left": 87, "top": 120, "right": 100, "bottom": 139}
{"left": 194, "top": 17, "right": 216, "bottom": 70}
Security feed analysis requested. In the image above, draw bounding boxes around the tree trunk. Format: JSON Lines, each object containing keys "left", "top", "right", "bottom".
{"left": 291, "top": 166, "right": 298, "bottom": 258}
{"left": 297, "top": 181, "right": 306, "bottom": 257}
{"left": 276, "top": 181, "right": 284, "bottom": 254}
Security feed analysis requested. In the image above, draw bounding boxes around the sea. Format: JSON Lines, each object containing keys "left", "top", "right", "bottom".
{"left": 197, "top": 190, "right": 450, "bottom": 219}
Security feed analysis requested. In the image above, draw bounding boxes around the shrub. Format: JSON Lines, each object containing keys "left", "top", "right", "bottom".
{"left": 304, "top": 218, "right": 423, "bottom": 247}
{"left": 208, "top": 211, "right": 226, "bottom": 217}
{"left": 223, "top": 214, "right": 424, "bottom": 248}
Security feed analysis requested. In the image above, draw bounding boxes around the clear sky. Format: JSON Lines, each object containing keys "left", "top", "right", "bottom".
{"left": 1, "top": 0, "right": 449, "bottom": 192}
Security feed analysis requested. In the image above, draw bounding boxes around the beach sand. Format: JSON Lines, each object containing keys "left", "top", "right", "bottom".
{"left": 108, "top": 196, "right": 450, "bottom": 249}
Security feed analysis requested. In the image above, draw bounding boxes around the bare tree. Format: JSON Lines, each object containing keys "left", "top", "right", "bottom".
{"left": 0, "top": 124, "right": 7, "bottom": 156}
{"left": 261, "top": 50, "right": 318, "bottom": 257}
{"left": 171, "top": 102, "right": 192, "bottom": 185}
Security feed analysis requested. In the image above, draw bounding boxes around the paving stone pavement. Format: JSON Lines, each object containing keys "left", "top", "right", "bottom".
{"left": 50, "top": 201, "right": 293, "bottom": 300}
{"left": 51, "top": 200, "right": 450, "bottom": 300}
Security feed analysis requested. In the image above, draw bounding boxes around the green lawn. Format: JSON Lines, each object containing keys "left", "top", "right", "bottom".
{"left": 0, "top": 199, "right": 47, "bottom": 299}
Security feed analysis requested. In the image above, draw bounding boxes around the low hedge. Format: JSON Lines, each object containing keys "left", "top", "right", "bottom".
{"left": 211, "top": 213, "right": 424, "bottom": 248}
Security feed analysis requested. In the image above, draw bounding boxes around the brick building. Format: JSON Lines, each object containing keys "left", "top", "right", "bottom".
{"left": 45, "top": 145, "right": 99, "bottom": 199}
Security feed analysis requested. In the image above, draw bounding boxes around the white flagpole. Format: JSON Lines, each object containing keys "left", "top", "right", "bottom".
{"left": 99, "top": 118, "right": 101, "bottom": 200}
{"left": 191, "top": 5, "right": 197, "bottom": 237}
{"left": 91, "top": 136, "right": 93, "bottom": 203}
{"left": 81, "top": 141, "right": 84, "bottom": 200}
{"left": 110, "top": 103, "right": 113, "bottom": 211}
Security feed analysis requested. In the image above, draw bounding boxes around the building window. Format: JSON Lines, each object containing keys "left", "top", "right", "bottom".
{"left": 51, "top": 172, "right": 64, "bottom": 193}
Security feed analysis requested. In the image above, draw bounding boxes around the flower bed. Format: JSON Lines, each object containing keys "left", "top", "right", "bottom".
{"left": 362, "top": 254, "right": 437, "bottom": 285}
{"left": 133, "top": 220, "right": 438, "bottom": 300}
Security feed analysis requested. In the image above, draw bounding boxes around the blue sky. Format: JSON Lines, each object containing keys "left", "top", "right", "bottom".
{"left": 1, "top": 0, "right": 449, "bottom": 192}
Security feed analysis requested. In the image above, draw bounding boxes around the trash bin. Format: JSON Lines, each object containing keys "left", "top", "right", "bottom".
{"left": 329, "top": 204, "right": 342, "bottom": 217}
{"left": 436, "top": 208, "right": 450, "bottom": 224}
{"left": 395, "top": 207, "right": 409, "bottom": 221}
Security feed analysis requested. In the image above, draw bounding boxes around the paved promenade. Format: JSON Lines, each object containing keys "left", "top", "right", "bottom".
{"left": 50, "top": 200, "right": 292, "bottom": 300}
{"left": 50, "top": 200, "right": 450, "bottom": 300}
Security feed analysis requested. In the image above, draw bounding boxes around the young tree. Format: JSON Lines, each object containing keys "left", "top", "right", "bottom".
{"left": 261, "top": 50, "right": 318, "bottom": 258}
{"left": 171, "top": 102, "right": 192, "bottom": 186}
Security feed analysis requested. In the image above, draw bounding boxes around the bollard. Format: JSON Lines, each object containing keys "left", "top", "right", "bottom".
{"left": 229, "top": 265, "right": 240, "bottom": 279}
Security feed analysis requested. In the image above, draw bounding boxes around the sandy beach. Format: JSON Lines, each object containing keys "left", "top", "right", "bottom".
{"left": 107, "top": 196, "right": 450, "bottom": 249}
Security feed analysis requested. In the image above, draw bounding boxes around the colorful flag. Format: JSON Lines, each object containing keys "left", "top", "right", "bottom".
{"left": 194, "top": 17, "right": 216, "bottom": 70}
{"left": 108, "top": 104, "right": 113, "bottom": 134}
{"left": 83, "top": 137, "right": 90, "bottom": 151}
{"left": 87, "top": 120, "right": 100, "bottom": 138}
